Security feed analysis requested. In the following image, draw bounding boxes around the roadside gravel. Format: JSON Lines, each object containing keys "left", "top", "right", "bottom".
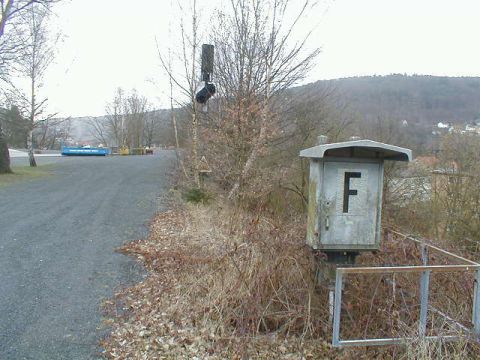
{"left": 0, "top": 152, "right": 175, "bottom": 359}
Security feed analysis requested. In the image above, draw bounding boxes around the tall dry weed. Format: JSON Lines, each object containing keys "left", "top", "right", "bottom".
{"left": 172, "top": 201, "right": 327, "bottom": 338}
{"left": 104, "top": 200, "right": 480, "bottom": 359}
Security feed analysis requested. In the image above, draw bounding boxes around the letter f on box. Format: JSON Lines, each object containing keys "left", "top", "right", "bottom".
{"left": 343, "top": 172, "right": 361, "bottom": 213}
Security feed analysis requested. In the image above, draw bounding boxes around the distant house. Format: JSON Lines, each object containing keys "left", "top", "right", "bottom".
{"left": 432, "top": 122, "right": 452, "bottom": 136}
{"left": 465, "top": 123, "right": 480, "bottom": 134}
{"left": 449, "top": 125, "right": 465, "bottom": 134}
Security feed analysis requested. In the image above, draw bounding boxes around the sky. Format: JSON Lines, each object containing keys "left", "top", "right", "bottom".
{"left": 37, "top": 0, "right": 480, "bottom": 117}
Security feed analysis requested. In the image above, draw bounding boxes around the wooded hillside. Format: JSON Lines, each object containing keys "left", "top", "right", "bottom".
{"left": 300, "top": 75, "right": 480, "bottom": 125}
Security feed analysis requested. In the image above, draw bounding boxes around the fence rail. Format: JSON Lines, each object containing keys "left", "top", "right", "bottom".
{"left": 332, "top": 230, "right": 480, "bottom": 347}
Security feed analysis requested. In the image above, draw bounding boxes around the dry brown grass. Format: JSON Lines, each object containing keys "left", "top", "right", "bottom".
{"left": 101, "top": 200, "right": 479, "bottom": 359}
{"left": 101, "top": 202, "right": 345, "bottom": 359}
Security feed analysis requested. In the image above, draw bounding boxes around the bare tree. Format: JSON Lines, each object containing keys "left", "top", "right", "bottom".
{"left": 0, "top": 1, "right": 22, "bottom": 83}
{"left": 86, "top": 116, "right": 110, "bottom": 146}
{"left": 157, "top": 0, "right": 202, "bottom": 186}
{"left": 103, "top": 88, "right": 151, "bottom": 150}
{"left": 272, "top": 87, "right": 353, "bottom": 207}
{"left": 143, "top": 112, "right": 157, "bottom": 148}
{"left": 11, "top": 3, "right": 58, "bottom": 166}
{"left": 105, "top": 87, "right": 126, "bottom": 147}
{"left": 199, "top": 0, "right": 320, "bottom": 199}
{"left": 157, "top": 36, "right": 188, "bottom": 177}
{"left": 1, "top": 1, "right": 58, "bottom": 173}
{"left": 432, "top": 134, "right": 480, "bottom": 249}
{"left": 0, "top": 1, "right": 52, "bottom": 173}
{"left": 1, "top": 1, "right": 53, "bottom": 36}
{"left": 34, "top": 117, "right": 70, "bottom": 149}
{"left": 187, "top": 0, "right": 200, "bottom": 186}
{"left": 124, "top": 89, "right": 147, "bottom": 149}
{"left": 1, "top": 1, "right": 51, "bottom": 81}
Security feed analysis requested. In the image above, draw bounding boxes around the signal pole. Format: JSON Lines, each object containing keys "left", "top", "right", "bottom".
{"left": 195, "top": 44, "right": 215, "bottom": 188}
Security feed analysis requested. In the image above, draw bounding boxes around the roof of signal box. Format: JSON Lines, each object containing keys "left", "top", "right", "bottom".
{"left": 299, "top": 140, "right": 412, "bottom": 162}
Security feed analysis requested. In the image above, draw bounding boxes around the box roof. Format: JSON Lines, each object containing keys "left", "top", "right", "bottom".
{"left": 299, "top": 139, "right": 412, "bottom": 162}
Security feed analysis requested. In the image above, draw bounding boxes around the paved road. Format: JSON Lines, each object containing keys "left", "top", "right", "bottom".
{"left": 0, "top": 152, "right": 175, "bottom": 359}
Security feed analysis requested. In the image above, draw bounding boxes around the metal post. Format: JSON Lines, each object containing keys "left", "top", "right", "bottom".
{"left": 332, "top": 270, "right": 343, "bottom": 346}
{"left": 473, "top": 269, "right": 480, "bottom": 336}
{"left": 387, "top": 230, "right": 393, "bottom": 243}
{"left": 328, "top": 286, "right": 335, "bottom": 324}
{"left": 421, "top": 244, "right": 428, "bottom": 266}
{"left": 419, "top": 270, "right": 431, "bottom": 337}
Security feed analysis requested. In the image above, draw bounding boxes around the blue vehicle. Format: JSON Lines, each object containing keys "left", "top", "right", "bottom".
{"left": 61, "top": 146, "right": 110, "bottom": 156}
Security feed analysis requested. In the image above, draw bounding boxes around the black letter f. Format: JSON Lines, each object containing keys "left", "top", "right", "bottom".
{"left": 343, "top": 172, "right": 361, "bottom": 213}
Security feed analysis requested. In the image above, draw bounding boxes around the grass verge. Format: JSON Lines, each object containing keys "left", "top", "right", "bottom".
{"left": 0, "top": 164, "right": 54, "bottom": 187}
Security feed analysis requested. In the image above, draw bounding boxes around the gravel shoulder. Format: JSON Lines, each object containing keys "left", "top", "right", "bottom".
{"left": 0, "top": 152, "right": 175, "bottom": 359}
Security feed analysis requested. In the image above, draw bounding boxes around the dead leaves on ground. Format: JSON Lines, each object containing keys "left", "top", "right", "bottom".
{"left": 101, "top": 206, "right": 341, "bottom": 359}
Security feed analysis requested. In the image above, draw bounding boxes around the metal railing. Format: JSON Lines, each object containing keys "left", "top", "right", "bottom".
{"left": 332, "top": 231, "right": 480, "bottom": 347}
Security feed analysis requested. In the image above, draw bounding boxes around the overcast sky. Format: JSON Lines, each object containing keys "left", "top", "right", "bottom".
{"left": 40, "top": 0, "right": 480, "bottom": 117}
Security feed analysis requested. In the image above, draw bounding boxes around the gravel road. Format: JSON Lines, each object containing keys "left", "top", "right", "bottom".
{"left": 0, "top": 152, "right": 175, "bottom": 359}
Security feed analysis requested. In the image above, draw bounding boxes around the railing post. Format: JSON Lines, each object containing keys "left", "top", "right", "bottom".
{"left": 421, "top": 244, "right": 428, "bottom": 265}
{"left": 328, "top": 286, "right": 335, "bottom": 324}
{"left": 332, "top": 270, "right": 343, "bottom": 347}
{"left": 387, "top": 230, "right": 393, "bottom": 243}
{"left": 419, "top": 270, "right": 431, "bottom": 337}
{"left": 473, "top": 269, "right": 480, "bottom": 337}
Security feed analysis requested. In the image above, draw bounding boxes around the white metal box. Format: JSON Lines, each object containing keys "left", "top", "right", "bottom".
{"left": 300, "top": 140, "right": 411, "bottom": 251}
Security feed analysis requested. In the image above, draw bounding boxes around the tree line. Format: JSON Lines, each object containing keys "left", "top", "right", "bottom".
{"left": 86, "top": 88, "right": 176, "bottom": 150}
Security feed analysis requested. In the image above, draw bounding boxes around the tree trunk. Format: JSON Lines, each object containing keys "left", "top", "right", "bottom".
{"left": 228, "top": 124, "right": 267, "bottom": 199}
{"left": 171, "top": 109, "right": 188, "bottom": 179}
{"left": 0, "top": 128, "right": 12, "bottom": 174}
{"left": 27, "top": 129, "right": 37, "bottom": 167}
{"left": 228, "top": 58, "right": 272, "bottom": 200}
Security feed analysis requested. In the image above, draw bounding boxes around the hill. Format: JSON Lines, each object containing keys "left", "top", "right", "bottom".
{"left": 300, "top": 75, "right": 480, "bottom": 125}
{"left": 64, "top": 75, "right": 480, "bottom": 149}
